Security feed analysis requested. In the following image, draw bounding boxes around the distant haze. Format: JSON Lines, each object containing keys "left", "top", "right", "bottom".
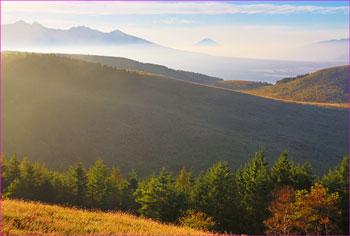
{"left": 2, "top": 1, "right": 348, "bottom": 60}
{"left": 2, "top": 21, "right": 348, "bottom": 83}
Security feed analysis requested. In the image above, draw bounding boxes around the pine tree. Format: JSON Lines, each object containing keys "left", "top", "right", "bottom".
{"left": 6, "top": 157, "right": 34, "bottom": 199}
{"left": 271, "top": 151, "right": 314, "bottom": 190}
{"left": 126, "top": 168, "right": 140, "bottom": 213}
{"left": 321, "top": 156, "right": 349, "bottom": 235}
{"left": 67, "top": 161, "right": 87, "bottom": 206}
{"left": 270, "top": 151, "right": 295, "bottom": 187}
{"left": 191, "top": 161, "right": 237, "bottom": 233}
{"left": 134, "top": 168, "right": 181, "bottom": 222}
{"left": 6, "top": 154, "right": 21, "bottom": 185}
{"left": 105, "top": 167, "right": 129, "bottom": 210}
{"left": 175, "top": 167, "right": 194, "bottom": 212}
{"left": 293, "top": 161, "right": 314, "bottom": 190}
{"left": 86, "top": 159, "right": 109, "bottom": 209}
{"left": 32, "top": 162, "right": 55, "bottom": 203}
{"left": 235, "top": 150, "right": 272, "bottom": 234}
{"left": 1, "top": 155, "right": 9, "bottom": 194}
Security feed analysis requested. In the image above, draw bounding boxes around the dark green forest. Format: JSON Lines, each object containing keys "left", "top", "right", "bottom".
{"left": 2, "top": 52, "right": 348, "bottom": 176}
{"left": 1, "top": 151, "right": 348, "bottom": 235}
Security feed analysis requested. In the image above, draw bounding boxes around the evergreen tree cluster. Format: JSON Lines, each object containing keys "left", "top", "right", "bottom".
{"left": 1, "top": 151, "right": 348, "bottom": 235}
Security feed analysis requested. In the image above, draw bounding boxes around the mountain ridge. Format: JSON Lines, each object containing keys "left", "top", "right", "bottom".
{"left": 3, "top": 21, "right": 152, "bottom": 46}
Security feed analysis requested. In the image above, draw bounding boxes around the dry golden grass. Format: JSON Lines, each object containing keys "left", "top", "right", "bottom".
{"left": 241, "top": 91, "right": 349, "bottom": 110}
{"left": 1, "top": 199, "right": 215, "bottom": 235}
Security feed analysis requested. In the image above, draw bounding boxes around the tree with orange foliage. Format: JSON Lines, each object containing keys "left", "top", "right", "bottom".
{"left": 265, "top": 184, "right": 341, "bottom": 235}
{"left": 264, "top": 186, "right": 298, "bottom": 235}
{"left": 293, "top": 183, "right": 341, "bottom": 235}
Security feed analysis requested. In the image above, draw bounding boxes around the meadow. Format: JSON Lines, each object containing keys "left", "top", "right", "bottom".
{"left": 1, "top": 199, "right": 214, "bottom": 235}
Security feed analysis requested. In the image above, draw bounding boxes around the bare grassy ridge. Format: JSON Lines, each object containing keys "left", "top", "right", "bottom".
{"left": 244, "top": 65, "right": 349, "bottom": 105}
{"left": 1, "top": 199, "right": 214, "bottom": 235}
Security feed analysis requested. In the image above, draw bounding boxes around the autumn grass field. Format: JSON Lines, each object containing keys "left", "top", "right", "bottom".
{"left": 240, "top": 92, "right": 349, "bottom": 109}
{"left": 243, "top": 65, "right": 349, "bottom": 106}
{"left": 1, "top": 199, "right": 215, "bottom": 235}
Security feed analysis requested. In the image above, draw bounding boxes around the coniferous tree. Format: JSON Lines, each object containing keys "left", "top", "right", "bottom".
{"left": 270, "top": 151, "right": 314, "bottom": 191}
{"left": 235, "top": 150, "right": 272, "bottom": 234}
{"left": 1, "top": 155, "right": 9, "bottom": 195}
{"left": 321, "top": 156, "right": 349, "bottom": 235}
{"left": 175, "top": 168, "right": 194, "bottom": 212}
{"left": 6, "top": 154, "right": 21, "bottom": 187}
{"left": 67, "top": 161, "right": 87, "bottom": 206}
{"left": 134, "top": 168, "right": 181, "bottom": 222}
{"left": 270, "top": 151, "right": 295, "bottom": 187}
{"left": 51, "top": 171, "right": 72, "bottom": 204}
{"left": 128, "top": 168, "right": 138, "bottom": 191}
{"left": 126, "top": 168, "right": 140, "bottom": 213}
{"left": 191, "top": 161, "right": 237, "bottom": 233}
{"left": 105, "top": 167, "right": 130, "bottom": 211}
{"left": 32, "top": 162, "right": 55, "bottom": 203}
{"left": 86, "top": 159, "right": 109, "bottom": 209}
{"left": 6, "top": 157, "right": 35, "bottom": 199}
{"left": 293, "top": 161, "right": 314, "bottom": 190}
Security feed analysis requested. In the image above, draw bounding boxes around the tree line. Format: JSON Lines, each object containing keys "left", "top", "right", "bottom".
{"left": 1, "top": 150, "right": 348, "bottom": 235}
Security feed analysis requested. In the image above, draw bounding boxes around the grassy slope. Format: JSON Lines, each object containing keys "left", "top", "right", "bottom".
{"left": 1, "top": 52, "right": 348, "bottom": 175}
{"left": 244, "top": 65, "right": 349, "bottom": 104}
{"left": 215, "top": 80, "right": 271, "bottom": 91}
{"left": 1, "top": 199, "right": 213, "bottom": 235}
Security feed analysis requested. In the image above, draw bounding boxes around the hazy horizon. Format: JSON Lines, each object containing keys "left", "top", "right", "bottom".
{"left": 2, "top": 1, "right": 349, "bottom": 61}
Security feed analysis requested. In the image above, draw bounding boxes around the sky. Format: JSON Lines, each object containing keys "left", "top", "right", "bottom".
{"left": 1, "top": 1, "right": 349, "bottom": 59}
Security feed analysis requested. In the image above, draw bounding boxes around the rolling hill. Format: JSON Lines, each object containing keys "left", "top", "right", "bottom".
{"left": 1, "top": 52, "right": 348, "bottom": 175}
{"left": 1, "top": 199, "right": 212, "bottom": 235}
{"left": 215, "top": 80, "right": 271, "bottom": 91}
{"left": 63, "top": 53, "right": 223, "bottom": 84}
{"left": 244, "top": 65, "right": 349, "bottom": 105}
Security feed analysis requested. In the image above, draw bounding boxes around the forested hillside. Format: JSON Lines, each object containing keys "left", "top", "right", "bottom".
{"left": 215, "top": 80, "right": 271, "bottom": 90}
{"left": 1, "top": 52, "right": 348, "bottom": 175}
{"left": 245, "top": 65, "right": 349, "bottom": 104}
{"left": 1, "top": 153, "right": 348, "bottom": 235}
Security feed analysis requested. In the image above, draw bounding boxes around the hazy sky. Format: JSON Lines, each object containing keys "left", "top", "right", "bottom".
{"left": 2, "top": 1, "right": 349, "bottom": 59}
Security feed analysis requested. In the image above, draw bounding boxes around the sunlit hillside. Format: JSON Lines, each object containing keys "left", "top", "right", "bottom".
{"left": 245, "top": 65, "right": 349, "bottom": 105}
{"left": 1, "top": 52, "right": 348, "bottom": 175}
{"left": 1, "top": 199, "right": 214, "bottom": 235}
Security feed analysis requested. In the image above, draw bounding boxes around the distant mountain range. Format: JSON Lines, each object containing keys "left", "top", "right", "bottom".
{"left": 2, "top": 20, "right": 152, "bottom": 46}
{"left": 195, "top": 38, "right": 219, "bottom": 46}
{"left": 2, "top": 21, "right": 347, "bottom": 83}
{"left": 316, "top": 38, "right": 349, "bottom": 44}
